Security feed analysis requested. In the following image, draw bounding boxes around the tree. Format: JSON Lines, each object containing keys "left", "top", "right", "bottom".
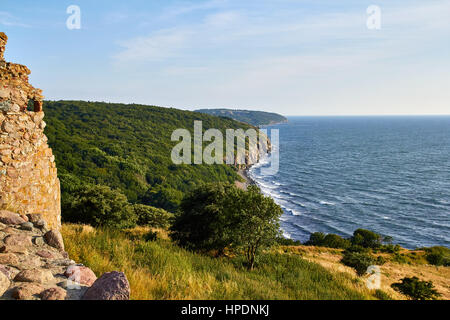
{"left": 132, "top": 204, "right": 173, "bottom": 228}
{"left": 391, "top": 277, "right": 441, "bottom": 300}
{"left": 170, "top": 184, "right": 283, "bottom": 268}
{"left": 63, "top": 184, "right": 137, "bottom": 228}
{"left": 351, "top": 229, "right": 382, "bottom": 249}
{"left": 230, "top": 186, "right": 283, "bottom": 269}
{"left": 170, "top": 184, "right": 237, "bottom": 253}
{"left": 141, "top": 186, "right": 183, "bottom": 213}
{"left": 341, "top": 251, "right": 377, "bottom": 276}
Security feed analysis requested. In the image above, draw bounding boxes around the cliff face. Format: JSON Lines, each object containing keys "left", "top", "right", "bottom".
{"left": 0, "top": 32, "right": 61, "bottom": 230}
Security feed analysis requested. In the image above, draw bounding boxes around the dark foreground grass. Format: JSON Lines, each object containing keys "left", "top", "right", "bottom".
{"left": 62, "top": 224, "right": 376, "bottom": 300}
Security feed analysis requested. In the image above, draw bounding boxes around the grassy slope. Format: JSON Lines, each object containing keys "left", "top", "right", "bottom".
{"left": 62, "top": 224, "right": 375, "bottom": 300}
{"left": 283, "top": 245, "right": 450, "bottom": 300}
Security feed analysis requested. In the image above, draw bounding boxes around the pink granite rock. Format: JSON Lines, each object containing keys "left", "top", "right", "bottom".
{"left": 12, "top": 283, "right": 44, "bottom": 300}
{"left": 82, "top": 271, "right": 130, "bottom": 300}
{"left": 65, "top": 265, "right": 97, "bottom": 286}
{"left": 44, "top": 230, "right": 64, "bottom": 251}
{"left": 14, "top": 268, "right": 54, "bottom": 284}
{"left": 40, "top": 287, "right": 67, "bottom": 300}
{"left": 3, "top": 234, "right": 32, "bottom": 247}
{"left": 0, "top": 210, "right": 25, "bottom": 225}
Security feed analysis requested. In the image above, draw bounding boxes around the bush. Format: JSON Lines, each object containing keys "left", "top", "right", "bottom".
{"left": 140, "top": 186, "right": 183, "bottom": 213}
{"left": 391, "top": 277, "right": 441, "bottom": 300}
{"left": 144, "top": 231, "right": 158, "bottom": 242}
{"left": 305, "top": 232, "right": 326, "bottom": 246}
{"left": 379, "top": 244, "right": 401, "bottom": 254}
{"left": 343, "top": 245, "right": 370, "bottom": 254}
{"left": 132, "top": 204, "right": 173, "bottom": 228}
{"left": 322, "top": 234, "right": 351, "bottom": 249}
{"left": 62, "top": 184, "right": 137, "bottom": 229}
{"left": 341, "top": 251, "right": 377, "bottom": 276}
{"left": 277, "top": 237, "right": 302, "bottom": 246}
{"left": 423, "top": 246, "right": 450, "bottom": 266}
{"left": 304, "top": 232, "right": 351, "bottom": 249}
{"left": 170, "top": 183, "right": 235, "bottom": 252}
{"left": 351, "top": 229, "right": 382, "bottom": 249}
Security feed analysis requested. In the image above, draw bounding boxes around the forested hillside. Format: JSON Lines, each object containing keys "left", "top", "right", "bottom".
{"left": 43, "top": 101, "right": 254, "bottom": 212}
{"left": 195, "top": 109, "right": 287, "bottom": 126}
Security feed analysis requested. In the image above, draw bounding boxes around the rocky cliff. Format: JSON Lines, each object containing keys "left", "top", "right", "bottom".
{"left": 0, "top": 33, "right": 130, "bottom": 300}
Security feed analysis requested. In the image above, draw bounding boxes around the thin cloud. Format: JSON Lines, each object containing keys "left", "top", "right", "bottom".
{"left": 0, "top": 11, "right": 29, "bottom": 27}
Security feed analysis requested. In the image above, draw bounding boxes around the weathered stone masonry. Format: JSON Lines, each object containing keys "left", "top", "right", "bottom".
{"left": 0, "top": 32, "right": 61, "bottom": 230}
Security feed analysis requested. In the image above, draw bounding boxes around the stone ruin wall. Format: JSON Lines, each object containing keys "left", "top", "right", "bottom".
{"left": 0, "top": 32, "right": 61, "bottom": 230}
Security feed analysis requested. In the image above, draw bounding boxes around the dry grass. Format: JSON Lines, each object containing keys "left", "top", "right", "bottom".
{"left": 62, "top": 224, "right": 378, "bottom": 300}
{"left": 282, "top": 245, "right": 450, "bottom": 300}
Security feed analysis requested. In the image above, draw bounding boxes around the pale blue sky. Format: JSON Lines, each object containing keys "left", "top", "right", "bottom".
{"left": 1, "top": 0, "right": 449, "bottom": 115}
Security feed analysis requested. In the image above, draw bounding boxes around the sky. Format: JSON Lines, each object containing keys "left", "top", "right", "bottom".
{"left": 1, "top": 0, "right": 449, "bottom": 116}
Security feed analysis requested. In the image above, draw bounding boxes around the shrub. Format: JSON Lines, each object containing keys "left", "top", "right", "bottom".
{"left": 62, "top": 184, "right": 137, "bottom": 228}
{"left": 351, "top": 229, "right": 382, "bottom": 249}
{"left": 305, "top": 232, "right": 326, "bottom": 246}
{"left": 423, "top": 246, "right": 450, "bottom": 266}
{"left": 140, "top": 186, "right": 183, "bottom": 213}
{"left": 341, "top": 251, "right": 377, "bottom": 276}
{"left": 144, "top": 231, "right": 158, "bottom": 242}
{"left": 345, "top": 245, "right": 370, "bottom": 254}
{"left": 379, "top": 244, "right": 401, "bottom": 254}
{"left": 132, "top": 204, "right": 173, "bottom": 228}
{"left": 304, "top": 232, "right": 351, "bottom": 249}
{"left": 170, "top": 183, "right": 235, "bottom": 252}
{"left": 322, "top": 234, "right": 351, "bottom": 249}
{"left": 391, "top": 277, "right": 441, "bottom": 300}
{"left": 277, "top": 237, "right": 302, "bottom": 246}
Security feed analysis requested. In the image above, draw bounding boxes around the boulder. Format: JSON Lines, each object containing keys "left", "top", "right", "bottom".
{"left": 65, "top": 265, "right": 97, "bottom": 286}
{"left": 82, "top": 271, "right": 130, "bottom": 300}
{"left": 12, "top": 283, "right": 44, "bottom": 300}
{"left": 14, "top": 268, "right": 54, "bottom": 284}
{"left": 44, "top": 230, "right": 64, "bottom": 251}
{"left": 40, "top": 287, "right": 67, "bottom": 300}
{"left": 3, "top": 234, "right": 33, "bottom": 247}
{"left": 0, "top": 210, "right": 25, "bottom": 225}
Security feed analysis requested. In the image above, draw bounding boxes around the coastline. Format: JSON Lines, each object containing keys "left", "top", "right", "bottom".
{"left": 235, "top": 167, "right": 256, "bottom": 190}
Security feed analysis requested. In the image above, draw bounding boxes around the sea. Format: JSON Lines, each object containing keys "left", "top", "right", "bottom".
{"left": 249, "top": 116, "right": 450, "bottom": 249}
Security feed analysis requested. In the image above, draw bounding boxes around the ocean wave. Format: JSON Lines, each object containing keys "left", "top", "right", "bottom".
{"left": 319, "top": 200, "right": 335, "bottom": 206}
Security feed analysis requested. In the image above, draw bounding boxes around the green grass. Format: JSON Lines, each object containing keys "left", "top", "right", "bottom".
{"left": 62, "top": 224, "right": 376, "bottom": 300}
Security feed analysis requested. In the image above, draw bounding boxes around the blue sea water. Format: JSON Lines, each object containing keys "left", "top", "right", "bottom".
{"left": 249, "top": 116, "right": 450, "bottom": 249}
